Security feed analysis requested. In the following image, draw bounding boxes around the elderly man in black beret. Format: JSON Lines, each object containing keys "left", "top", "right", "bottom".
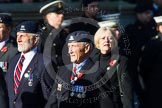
{"left": 45, "top": 31, "right": 103, "bottom": 108}
{"left": 5, "top": 21, "right": 54, "bottom": 108}
{"left": 0, "top": 13, "right": 18, "bottom": 72}
{"left": 39, "top": 0, "right": 69, "bottom": 71}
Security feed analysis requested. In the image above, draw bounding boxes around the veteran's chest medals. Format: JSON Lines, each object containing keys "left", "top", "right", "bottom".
{"left": 24, "top": 68, "right": 33, "bottom": 87}
{"left": 70, "top": 69, "right": 86, "bottom": 98}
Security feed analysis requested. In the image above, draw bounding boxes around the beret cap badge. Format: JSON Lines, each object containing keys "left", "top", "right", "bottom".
{"left": 20, "top": 25, "right": 26, "bottom": 31}
{"left": 57, "top": 2, "right": 62, "bottom": 8}
{"left": 67, "top": 31, "right": 93, "bottom": 43}
{"left": 16, "top": 21, "right": 39, "bottom": 33}
{"left": 69, "top": 35, "right": 74, "bottom": 41}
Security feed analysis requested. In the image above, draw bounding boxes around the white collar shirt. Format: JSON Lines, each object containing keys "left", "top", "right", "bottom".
{"left": 0, "top": 40, "right": 8, "bottom": 50}
{"left": 14, "top": 47, "right": 37, "bottom": 80}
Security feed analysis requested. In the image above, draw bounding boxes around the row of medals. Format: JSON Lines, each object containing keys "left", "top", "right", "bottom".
{"left": 70, "top": 74, "right": 86, "bottom": 98}
{"left": 24, "top": 72, "right": 33, "bottom": 87}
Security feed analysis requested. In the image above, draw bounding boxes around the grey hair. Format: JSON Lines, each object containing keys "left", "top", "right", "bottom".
{"left": 82, "top": 42, "right": 94, "bottom": 53}
{"left": 29, "top": 33, "right": 40, "bottom": 45}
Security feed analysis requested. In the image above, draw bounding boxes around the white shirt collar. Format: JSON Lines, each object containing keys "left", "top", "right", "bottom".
{"left": 0, "top": 40, "right": 8, "bottom": 50}
{"left": 21, "top": 47, "right": 37, "bottom": 58}
{"left": 20, "top": 47, "right": 38, "bottom": 79}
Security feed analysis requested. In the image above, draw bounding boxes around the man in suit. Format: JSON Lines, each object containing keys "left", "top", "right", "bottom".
{"left": 45, "top": 31, "right": 101, "bottom": 108}
{"left": 0, "top": 13, "right": 17, "bottom": 72}
{"left": 5, "top": 21, "right": 53, "bottom": 108}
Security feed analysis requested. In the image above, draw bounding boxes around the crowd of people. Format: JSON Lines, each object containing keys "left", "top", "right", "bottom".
{"left": 0, "top": 0, "right": 162, "bottom": 108}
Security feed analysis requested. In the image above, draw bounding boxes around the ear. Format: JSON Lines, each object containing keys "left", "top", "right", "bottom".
{"left": 33, "top": 35, "right": 39, "bottom": 45}
{"left": 84, "top": 44, "right": 91, "bottom": 54}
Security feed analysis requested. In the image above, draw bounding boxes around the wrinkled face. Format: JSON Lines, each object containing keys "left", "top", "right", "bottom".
{"left": 85, "top": 2, "right": 99, "bottom": 18}
{"left": 98, "top": 32, "right": 114, "bottom": 54}
{"left": 0, "top": 23, "right": 11, "bottom": 42}
{"left": 68, "top": 42, "right": 88, "bottom": 64}
{"left": 17, "top": 32, "right": 37, "bottom": 53}
{"left": 45, "top": 12, "right": 64, "bottom": 29}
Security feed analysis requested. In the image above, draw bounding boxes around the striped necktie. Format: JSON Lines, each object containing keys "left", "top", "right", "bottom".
{"left": 13, "top": 55, "right": 25, "bottom": 94}
{"left": 73, "top": 64, "right": 77, "bottom": 74}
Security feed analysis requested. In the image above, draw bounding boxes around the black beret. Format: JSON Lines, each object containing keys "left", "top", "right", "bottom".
{"left": 82, "top": 0, "right": 99, "bottom": 7}
{"left": 67, "top": 31, "right": 93, "bottom": 43}
{"left": 0, "top": 13, "right": 12, "bottom": 26}
{"left": 135, "top": 2, "right": 154, "bottom": 13}
{"left": 16, "top": 21, "right": 39, "bottom": 34}
{"left": 40, "top": 0, "right": 64, "bottom": 15}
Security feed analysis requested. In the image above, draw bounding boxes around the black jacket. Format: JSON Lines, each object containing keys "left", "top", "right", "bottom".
{"left": 38, "top": 24, "right": 69, "bottom": 69}
{"left": 0, "top": 67, "right": 8, "bottom": 108}
{"left": 138, "top": 33, "right": 162, "bottom": 108}
{"left": 45, "top": 53, "right": 133, "bottom": 108}
{"left": 93, "top": 53, "right": 134, "bottom": 108}
{"left": 45, "top": 58, "right": 102, "bottom": 108}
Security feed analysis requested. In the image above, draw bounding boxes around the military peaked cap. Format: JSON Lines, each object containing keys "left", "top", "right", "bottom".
{"left": 40, "top": 0, "right": 64, "bottom": 15}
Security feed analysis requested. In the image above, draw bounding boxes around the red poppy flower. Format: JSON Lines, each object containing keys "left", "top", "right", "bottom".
{"left": 109, "top": 59, "right": 117, "bottom": 67}
{"left": 78, "top": 73, "right": 83, "bottom": 79}
{"left": 1, "top": 46, "right": 8, "bottom": 53}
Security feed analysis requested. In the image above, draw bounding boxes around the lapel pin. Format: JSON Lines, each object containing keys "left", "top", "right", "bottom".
{"left": 24, "top": 73, "right": 29, "bottom": 78}
{"left": 57, "top": 84, "right": 62, "bottom": 91}
{"left": 74, "top": 77, "right": 77, "bottom": 81}
{"left": 107, "top": 66, "right": 110, "bottom": 70}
